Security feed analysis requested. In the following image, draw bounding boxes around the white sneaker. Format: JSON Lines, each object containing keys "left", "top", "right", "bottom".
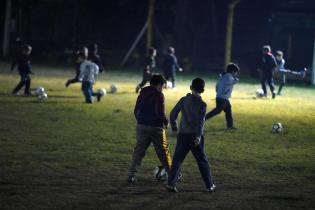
{"left": 206, "top": 184, "right": 216, "bottom": 192}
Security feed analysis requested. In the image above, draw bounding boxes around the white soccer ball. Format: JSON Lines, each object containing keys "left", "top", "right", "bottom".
{"left": 38, "top": 92, "right": 48, "bottom": 101}
{"left": 35, "top": 86, "right": 45, "bottom": 96}
{"left": 109, "top": 84, "right": 118, "bottom": 93}
{"left": 166, "top": 81, "right": 173, "bottom": 89}
{"left": 153, "top": 166, "right": 167, "bottom": 181}
{"left": 272, "top": 122, "right": 283, "bottom": 133}
{"left": 97, "top": 88, "right": 107, "bottom": 96}
{"left": 256, "top": 89, "right": 265, "bottom": 98}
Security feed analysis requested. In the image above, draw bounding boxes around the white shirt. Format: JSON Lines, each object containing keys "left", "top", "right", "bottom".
{"left": 79, "top": 61, "right": 99, "bottom": 83}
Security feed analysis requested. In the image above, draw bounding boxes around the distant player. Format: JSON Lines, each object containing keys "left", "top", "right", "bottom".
{"left": 259, "top": 45, "right": 277, "bottom": 98}
{"left": 275, "top": 50, "right": 307, "bottom": 96}
{"left": 65, "top": 46, "right": 88, "bottom": 87}
{"left": 77, "top": 52, "right": 102, "bottom": 103}
{"left": 135, "top": 47, "right": 156, "bottom": 93}
{"left": 128, "top": 74, "right": 172, "bottom": 184}
{"left": 205, "top": 63, "right": 239, "bottom": 129}
{"left": 163, "top": 46, "right": 183, "bottom": 89}
{"left": 166, "top": 78, "right": 215, "bottom": 193}
{"left": 88, "top": 43, "right": 104, "bottom": 73}
{"left": 11, "top": 43, "right": 33, "bottom": 96}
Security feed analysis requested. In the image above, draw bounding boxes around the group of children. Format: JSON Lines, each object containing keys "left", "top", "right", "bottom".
{"left": 128, "top": 63, "right": 240, "bottom": 193}
{"left": 259, "top": 45, "right": 307, "bottom": 98}
{"left": 135, "top": 46, "right": 183, "bottom": 93}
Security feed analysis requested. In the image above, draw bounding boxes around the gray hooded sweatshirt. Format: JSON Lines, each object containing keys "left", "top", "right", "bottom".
{"left": 216, "top": 73, "right": 238, "bottom": 100}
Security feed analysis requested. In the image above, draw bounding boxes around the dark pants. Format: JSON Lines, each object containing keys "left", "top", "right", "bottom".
{"left": 168, "top": 133, "right": 214, "bottom": 188}
{"left": 164, "top": 71, "right": 176, "bottom": 88}
{"left": 205, "top": 98, "right": 233, "bottom": 128}
{"left": 261, "top": 73, "right": 275, "bottom": 96}
{"left": 81, "top": 81, "right": 97, "bottom": 103}
{"left": 137, "top": 72, "right": 152, "bottom": 89}
{"left": 12, "top": 73, "right": 31, "bottom": 94}
{"left": 278, "top": 73, "right": 286, "bottom": 94}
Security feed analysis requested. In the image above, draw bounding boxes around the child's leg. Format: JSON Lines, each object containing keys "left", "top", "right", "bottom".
{"left": 129, "top": 125, "right": 152, "bottom": 177}
{"left": 82, "top": 82, "right": 92, "bottom": 103}
{"left": 24, "top": 74, "right": 31, "bottom": 94}
{"left": 278, "top": 73, "right": 286, "bottom": 95}
{"left": 168, "top": 133, "right": 190, "bottom": 187}
{"left": 171, "top": 71, "right": 176, "bottom": 88}
{"left": 12, "top": 74, "right": 26, "bottom": 94}
{"left": 261, "top": 76, "right": 267, "bottom": 95}
{"left": 205, "top": 98, "right": 224, "bottom": 120}
{"left": 223, "top": 100, "right": 233, "bottom": 128}
{"left": 267, "top": 76, "right": 275, "bottom": 97}
{"left": 151, "top": 127, "right": 172, "bottom": 174}
{"left": 191, "top": 135, "right": 214, "bottom": 189}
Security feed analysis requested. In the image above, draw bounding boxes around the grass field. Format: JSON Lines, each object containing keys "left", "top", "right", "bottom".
{"left": 0, "top": 62, "right": 315, "bottom": 210}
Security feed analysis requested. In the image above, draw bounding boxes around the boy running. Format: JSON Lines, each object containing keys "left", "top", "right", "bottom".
{"left": 77, "top": 52, "right": 102, "bottom": 103}
{"left": 205, "top": 63, "right": 239, "bottom": 129}
{"left": 129, "top": 74, "right": 172, "bottom": 184}
{"left": 166, "top": 78, "right": 215, "bottom": 192}
{"left": 136, "top": 47, "right": 157, "bottom": 93}
{"left": 11, "top": 43, "right": 33, "bottom": 96}
{"left": 260, "top": 45, "right": 277, "bottom": 98}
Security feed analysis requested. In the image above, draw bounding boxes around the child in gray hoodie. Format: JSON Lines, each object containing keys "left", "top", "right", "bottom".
{"left": 205, "top": 63, "right": 239, "bottom": 129}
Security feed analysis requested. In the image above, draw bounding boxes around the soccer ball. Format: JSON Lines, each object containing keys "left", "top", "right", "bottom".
{"left": 109, "top": 84, "right": 118, "bottom": 93}
{"left": 97, "top": 88, "right": 107, "bottom": 96}
{"left": 35, "top": 86, "right": 45, "bottom": 96}
{"left": 153, "top": 166, "right": 167, "bottom": 181}
{"left": 256, "top": 89, "right": 265, "bottom": 98}
{"left": 272, "top": 122, "right": 283, "bottom": 133}
{"left": 166, "top": 81, "right": 173, "bottom": 89}
{"left": 38, "top": 92, "right": 48, "bottom": 101}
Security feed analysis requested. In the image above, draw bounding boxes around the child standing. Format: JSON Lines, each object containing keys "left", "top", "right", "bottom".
{"left": 128, "top": 74, "right": 172, "bottom": 184}
{"left": 260, "top": 45, "right": 277, "bottom": 98}
{"left": 136, "top": 48, "right": 156, "bottom": 93}
{"left": 163, "top": 46, "right": 183, "bottom": 89}
{"left": 77, "top": 52, "right": 102, "bottom": 103}
{"left": 166, "top": 78, "right": 215, "bottom": 193}
{"left": 205, "top": 63, "right": 239, "bottom": 129}
{"left": 11, "top": 44, "right": 33, "bottom": 96}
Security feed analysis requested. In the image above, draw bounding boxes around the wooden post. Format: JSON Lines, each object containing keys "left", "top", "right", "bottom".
{"left": 146, "top": 0, "right": 155, "bottom": 48}
{"left": 224, "top": 0, "right": 240, "bottom": 68}
{"left": 3, "top": 0, "right": 12, "bottom": 56}
{"left": 312, "top": 36, "right": 315, "bottom": 85}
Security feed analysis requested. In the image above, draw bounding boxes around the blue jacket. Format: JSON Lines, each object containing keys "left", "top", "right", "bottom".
{"left": 216, "top": 73, "right": 238, "bottom": 100}
{"left": 170, "top": 93, "right": 206, "bottom": 139}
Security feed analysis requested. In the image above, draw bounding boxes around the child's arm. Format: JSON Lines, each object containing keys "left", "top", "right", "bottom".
{"left": 195, "top": 103, "right": 207, "bottom": 146}
{"left": 170, "top": 98, "right": 183, "bottom": 132}
{"left": 155, "top": 93, "right": 169, "bottom": 128}
{"left": 173, "top": 56, "right": 183, "bottom": 72}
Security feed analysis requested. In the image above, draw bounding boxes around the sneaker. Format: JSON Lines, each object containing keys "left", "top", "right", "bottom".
{"left": 12, "top": 92, "right": 20, "bottom": 96}
{"left": 128, "top": 176, "right": 137, "bottom": 184}
{"left": 206, "top": 184, "right": 216, "bottom": 192}
{"left": 272, "top": 92, "right": 276, "bottom": 99}
{"left": 166, "top": 185, "right": 178, "bottom": 193}
{"left": 24, "top": 92, "right": 32, "bottom": 96}
{"left": 277, "top": 92, "right": 282, "bottom": 96}
{"left": 65, "top": 80, "right": 70, "bottom": 87}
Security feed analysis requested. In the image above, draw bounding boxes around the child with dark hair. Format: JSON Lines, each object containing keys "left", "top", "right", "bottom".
{"left": 163, "top": 47, "right": 183, "bottom": 89}
{"left": 88, "top": 43, "right": 104, "bottom": 73}
{"left": 136, "top": 48, "right": 157, "bottom": 93}
{"left": 275, "top": 50, "right": 307, "bottom": 95}
{"left": 65, "top": 46, "right": 88, "bottom": 87}
{"left": 77, "top": 52, "right": 102, "bottom": 103}
{"left": 11, "top": 44, "right": 33, "bottom": 96}
{"left": 205, "top": 63, "right": 240, "bottom": 129}
{"left": 166, "top": 77, "right": 215, "bottom": 193}
{"left": 260, "top": 45, "right": 277, "bottom": 98}
{"left": 129, "top": 73, "right": 172, "bottom": 184}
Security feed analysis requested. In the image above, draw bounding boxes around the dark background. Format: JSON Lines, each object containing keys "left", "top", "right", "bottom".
{"left": 0, "top": 0, "right": 314, "bottom": 74}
